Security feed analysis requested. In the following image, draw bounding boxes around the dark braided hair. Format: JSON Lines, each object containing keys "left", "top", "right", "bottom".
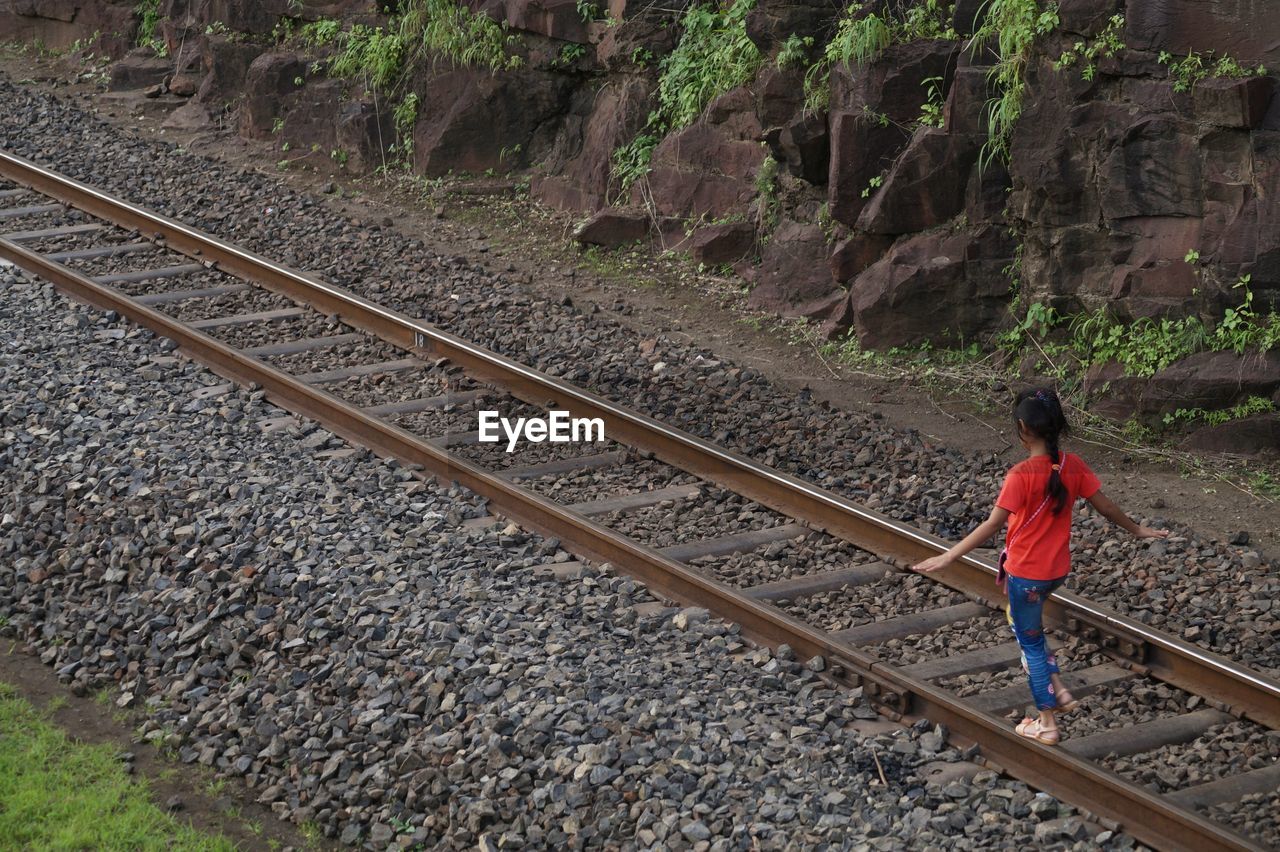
{"left": 1014, "top": 388, "right": 1070, "bottom": 514}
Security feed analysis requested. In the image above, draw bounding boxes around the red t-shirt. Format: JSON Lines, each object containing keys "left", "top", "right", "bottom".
{"left": 995, "top": 453, "right": 1101, "bottom": 580}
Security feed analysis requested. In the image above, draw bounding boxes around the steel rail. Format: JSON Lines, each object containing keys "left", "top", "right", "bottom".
{"left": 3, "top": 149, "right": 1273, "bottom": 730}
{"left": 0, "top": 234, "right": 1262, "bottom": 852}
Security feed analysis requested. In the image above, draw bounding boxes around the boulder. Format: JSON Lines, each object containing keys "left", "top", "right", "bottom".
{"left": 238, "top": 52, "right": 306, "bottom": 139}
{"left": 849, "top": 226, "right": 1016, "bottom": 348}
{"left": 168, "top": 73, "right": 201, "bottom": 97}
{"left": 1082, "top": 360, "right": 1148, "bottom": 421}
{"left": 411, "top": 66, "right": 575, "bottom": 177}
{"left": 573, "top": 207, "right": 650, "bottom": 247}
{"left": 195, "top": 34, "right": 266, "bottom": 107}
{"left": 755, "top": 66, "right": 807, "bottom": 129}
{"left": 108, "top": 52, "right": 172, "bottom": 91}
{"left": 645, "top": 88, "right": 766, "bottom": 220}
{"left": 689, "top": 221, "right": 755, "bottom": 265}
{"left": 1141, "top": 349, "right": 1280, "bottom": 416}
{"left": 856, "top": 127, "right": 982, "bottom": 235}
{"left": 162, "top": 101, "right": 215, "bottom": 131}
{"left": 746, "top": 220, "right": 841, "bottom": 317}
{"left": 828, "top": 233, "right": 894, "bottom": 284}
{"left": 1182, "top": 414, "right": 1280, "bottom": 456}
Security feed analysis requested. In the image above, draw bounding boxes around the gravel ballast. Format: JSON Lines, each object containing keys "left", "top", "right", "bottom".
{"left": 1, "top": 80, "right": 1272, "bottom": 677}
{"left": 0, "top": 268, "right": 1136, "bottom": 849}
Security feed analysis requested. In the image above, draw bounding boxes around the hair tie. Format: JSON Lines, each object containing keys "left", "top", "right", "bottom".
{"left": 1051, "top": 464, "right": 1061, "bottom": 472}
{"left": 1035, "top": 390, "right": 1051, "bottom": 404}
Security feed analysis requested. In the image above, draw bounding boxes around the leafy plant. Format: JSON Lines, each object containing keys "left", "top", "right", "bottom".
{"left": 298, "top": 18, "right": 341, "bottom": 47}
{"left": 775, "top": 33, "right": 814, "bottom": 70}
{"left": 754, "top": 151, "right": 780, "bottom": 232}
{"left": 1184, "top": 248, "right": 1200, "bottom": 264}
{"left": 391, "top": 92, "right": 419, "bottom": 166}
{"left": 1158, "top": 48, "right": 1267, "bottom": 92}
{"left": 611, "top": 131, "right": 660, "bottom": 195}
{"left": 860, "top": 172, "right": 884, "bottom": 198}
{"left": 271, "top": 117, "right": 285, "bottom": 134}
{"left": 1053, "top": 13, "right": 1124, "bottom": 81}
{"left": 611, "top": 0, "right": 762, "bottom": 195}
{"left": 918, "top": 75, "right": 945, "bottom": 127}
{"left": 1163, "top": 396, "right": 1275, "bottom": 428}
{"left": 970, "top": 0, "right": 1060, "bottom": 169}
{"left": 631, "top": 47, "right": 654, "bottom": 68}
{"left": 804, "top": 0, "right": 957, "bottom": 113}
{"left": 576, "top": 0, "right": 601, "bottom": 23}
{"left": 553, "top": 42, "right": 588, "bottom": 68}
{"left": 328, "top": 0, "right": 522, "bottom": 93}
{"left": 134, "top": 0, "right": 165, "bottom": 54}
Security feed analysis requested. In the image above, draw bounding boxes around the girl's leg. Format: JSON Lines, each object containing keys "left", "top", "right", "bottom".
{"left": 1006, "top": 576, "right": 1059, "bottom": 730}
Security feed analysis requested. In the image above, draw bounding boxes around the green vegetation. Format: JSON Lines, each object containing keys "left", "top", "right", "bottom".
{"left": 134, "top": 0, "right": 166, "bottom": 55}
{"left": 775, "top": 34, "right": 814, "bottom": 70}
{"left": 970, "top": 0, "right": 1059, "bottom": 169}
{"left": 611, "top": 0, "right": 762, "bottom": 195}
{"left": 0, "top": 682, "right": 233, "bottom": 850}
{"left": 1164, "top": 396, "right": 1275, "bottom": 428}
{"left": 803, "top": 0, "right": 957, "bottom": 113}
{"left": 754, "top": 152, "right": 780, "bottom": 233}
{"left": 917, "top": 74, "right": 945, "bottom": 127}
{"left": 298, "top": 18, "right": 342, "bottom": 48}
{"left": 1000, "top": 275, "right": 1278, "bottom": 381}
{"left": 1053, "top": 13, "right": 1124, "bottom": 81}
{"left": 327, "top": 0, "right": 522, "bottom": 92}
{"left": 1158, "top": 48, "right": 1268, "bottom": 92}
{"left": 553, "top": 42, "right": 588, "bottom": 68}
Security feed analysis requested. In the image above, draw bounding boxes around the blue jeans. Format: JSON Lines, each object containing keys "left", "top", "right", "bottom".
{"left": 1005, "top": 574, "right": 1066, "bottom": 711}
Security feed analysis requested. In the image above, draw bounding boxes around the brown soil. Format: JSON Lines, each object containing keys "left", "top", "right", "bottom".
{"left": 0, "top": 645, "right": 331, "bottom": 851}
{"left": 2, "top": 51, "right": 1276, "bottom": 563}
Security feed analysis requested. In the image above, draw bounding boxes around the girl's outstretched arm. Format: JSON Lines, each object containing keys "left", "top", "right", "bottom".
{"left": 1087, "top": 491, "right": 1169, "bottom": 539}
{"left": 913, "top": 506, "right": 1011, "bottom": 573}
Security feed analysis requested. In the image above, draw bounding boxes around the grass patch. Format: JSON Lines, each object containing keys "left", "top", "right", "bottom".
{"left": 0, "top": 682, "right": 233, "bottom": 850}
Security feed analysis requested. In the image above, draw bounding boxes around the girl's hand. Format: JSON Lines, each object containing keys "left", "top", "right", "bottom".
{"left": 1136, "top": 525, "right": 1169, "bottom": 540}
{"left": 912, "top": 554, "right": 953, "bottom": 574}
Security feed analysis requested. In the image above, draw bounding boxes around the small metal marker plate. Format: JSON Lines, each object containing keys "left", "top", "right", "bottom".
{"left": 415, "top": 331, "right": 428, "bottom": 349}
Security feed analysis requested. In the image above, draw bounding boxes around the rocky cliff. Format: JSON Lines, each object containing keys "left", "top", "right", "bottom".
{"left": 3, "top": 0, "right": 1278, "bottom": 450}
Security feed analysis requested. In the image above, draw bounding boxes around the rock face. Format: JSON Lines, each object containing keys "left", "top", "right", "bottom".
{"left": 80, "top": 0, "right": 1280, "bottom": 429}
{"left": 410, "top": 66, "right": 575, "bottom": 176}
{"left": 644, "top": 88, "right": 768, "bottom": 220}
{"left": 846, "top": 226, "right": 1017, "bottom": 348}
{"left": 746, "top": 220, "right": 840, "bottom": 317}
{"left": 0, "top": 0, "right": 136, "bottom": 56}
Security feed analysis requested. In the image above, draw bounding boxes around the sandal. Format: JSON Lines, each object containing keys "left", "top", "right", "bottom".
{"left": 1055, "top": 692, "right": 1082, "bottom": 714}
{"left": 1015, "top": 717, "right": 1060, "bottom": 745}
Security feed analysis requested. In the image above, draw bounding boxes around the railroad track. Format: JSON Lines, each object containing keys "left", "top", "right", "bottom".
{"left": 1, "top": 150, "right": 1277, "bottom": 852}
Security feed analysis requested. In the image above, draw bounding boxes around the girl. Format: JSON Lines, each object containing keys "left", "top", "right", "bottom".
{"left": 912, "top": 388, "right": 1168, "bottom": 745}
